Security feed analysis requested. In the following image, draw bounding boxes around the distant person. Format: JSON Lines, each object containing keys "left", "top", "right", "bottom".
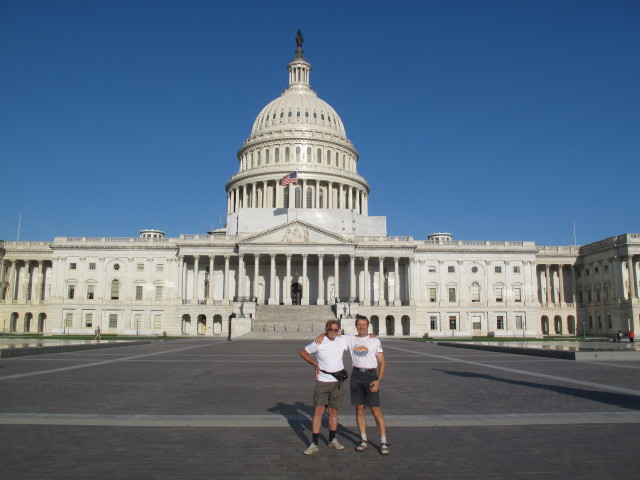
{"left": 94, "top": 326, "right": 101, "bottom": 341}
{"left": 629, "top": 330, "right": 634, "bottom": 343}
{"left": 617, "top": 330, "right": 623, "bottom": 343}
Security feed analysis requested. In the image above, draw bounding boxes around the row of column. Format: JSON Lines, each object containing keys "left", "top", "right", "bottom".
{"left": 227, "top": 179, "right": 368, "bottom": 215}
{"left": 177, "top": 253, "right": 404, "bottom": 306}
{"left": 538, "top": 264, "right": 576, "bottom": 305}
{"left": 0, "top": 259, "right": 50, "bottom": 303}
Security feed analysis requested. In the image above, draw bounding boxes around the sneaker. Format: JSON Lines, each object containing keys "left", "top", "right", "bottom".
{"left": 304, "top": 443, "right": 319, "bottom": 455}
{"left": 328, "top": 439, "right": 344, "bottom": 450}
{"left": 380, "top": 443, "right": 390, "bottom": 455}
{"left": 355, "top": 441, "right": 369, "bottom": 452}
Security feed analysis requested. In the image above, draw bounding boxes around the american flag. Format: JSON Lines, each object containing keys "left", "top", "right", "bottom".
{"left": 279, "top": 172, "right": 298, "bottom": 186}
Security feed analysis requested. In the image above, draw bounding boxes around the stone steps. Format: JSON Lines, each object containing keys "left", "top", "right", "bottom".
{"left": 252, "top": 305, "right": 336, "bottom": 336}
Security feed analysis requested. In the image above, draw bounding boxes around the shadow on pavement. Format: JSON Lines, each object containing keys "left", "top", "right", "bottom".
{"left": 435, "top": 369, "right": 640, "bottom": 410}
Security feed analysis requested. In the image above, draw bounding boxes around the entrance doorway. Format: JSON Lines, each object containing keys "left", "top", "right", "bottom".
{"left": 291, "top": 282, "right": 302, "bottom": 305}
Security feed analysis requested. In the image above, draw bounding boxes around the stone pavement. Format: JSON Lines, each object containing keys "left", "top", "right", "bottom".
{"left": 1, "top": 337, "right": 639, "bottom": 479}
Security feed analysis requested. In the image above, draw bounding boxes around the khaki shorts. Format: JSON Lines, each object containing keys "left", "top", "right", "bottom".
{"left": 313, "top": 380, "right": 345, "bottom": 408}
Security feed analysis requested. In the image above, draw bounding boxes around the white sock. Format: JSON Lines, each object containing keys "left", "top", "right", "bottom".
{"left": 381, "top": 436, "right": 387, "bottom": 444}
{"left": 361, "top": 433, "right": 368, "bottom": 442}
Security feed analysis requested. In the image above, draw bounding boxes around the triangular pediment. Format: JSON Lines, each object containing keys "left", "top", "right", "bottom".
{"left": 239, "top": 221, "right": 352, "bottom": 246}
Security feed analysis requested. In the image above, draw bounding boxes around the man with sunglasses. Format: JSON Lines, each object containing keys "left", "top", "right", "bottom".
{"left": 299, "top": 319, "right": 349, "bottom": 455}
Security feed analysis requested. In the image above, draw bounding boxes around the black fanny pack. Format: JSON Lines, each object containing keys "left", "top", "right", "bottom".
{"left": 322, "top": 369, "right": 348, "bottom": 382}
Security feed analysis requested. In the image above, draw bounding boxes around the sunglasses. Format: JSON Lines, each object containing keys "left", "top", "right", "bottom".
{"left": 327, "top": 328, "right": 340, "bottom": 332}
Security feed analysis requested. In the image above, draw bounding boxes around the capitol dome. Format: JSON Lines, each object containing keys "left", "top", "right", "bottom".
{"left": 225, "top": 32, "right": 370, "bottom": 219}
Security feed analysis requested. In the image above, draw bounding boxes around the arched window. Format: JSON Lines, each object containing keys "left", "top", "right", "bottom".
{"left": 285, "top": 147, "right": 290, "bottom": 162}
{"left": 317, "top": 148, "right": 322, "bottom": 163}
{"left": 335, "top": 152, "right": 339, "bottom": 166}
{"left": 257, "top": 151, "right": 261, "bottom": 166}
{"left": 326, "top": 149, "right": 331, "bottom": 165}
{"left": 471, "top": 282, "right": 480, "bottom": 302}
{"left": 296, "top": 147, "right": 301, "bottom": 161}
{"left": 294, "top": 187, "right": 302, "bottom": 208}
{"left": 306, "top": 147, "right": 311, "bottom": 162}
{"left": 306, "top": 187, "right": 313, "bottom": 208}
{"left": 275, "top": 148, "right": 280, "bottom": 163}
{"left": 110, "top": 279, "right": 120, "bottom": 300}
{"left": 283, "top": 186, "right": 289, "bottom": 208}
{"left": 265, "top": 149, "right": 270, "bottom": 164}
{"left": 319, "top": 190, "right": 324, "bottom": 208}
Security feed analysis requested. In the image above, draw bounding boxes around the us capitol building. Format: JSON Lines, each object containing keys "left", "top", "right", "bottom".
{"left": 1, "top": 35, "right": 638, "bottom": 339}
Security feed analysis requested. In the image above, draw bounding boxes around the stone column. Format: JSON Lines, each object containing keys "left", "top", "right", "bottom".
{"left": 208, "top": 256, "right": 215, "bottom": 304}
{"left": 317, "top": 254, "right": 325, "bottom": 305}
{"left": 558, "top": 264, "right": 565, "bottom": 304}
{"left": 394, "top": 257, "right": 401, "bottom": 306}
{"left": 32, "top": 261, "right": 40, "bottom": 303}
{"left": 570, "top": 264, "right": 577, "bottom": 304}
{"left": 349, "top": 255, "right": 356, "bottom": 300}
{"left": 253, "top": 254, "right": 260, "bottom": 301}
{"left": 285, "top": 254, "right": 292, "bottom": 305}
{"left": 269, "top": 254, "right": 277, "bottom": 305}
{"left": 275, "top": 183, "right": 281, "bottom": 209}
{"left": 192, "top": 255, "right": 199, "bottom": 302}
{"left": 629, "top": 255, "right": 638, "bottom": 299}
{"left": 378, "top": 257, "right": 386, "bottom": 306}
{"left": 362, "top": 257, "right": 369, "bottom": 305}
{"left": 177, "top": 256, "right": 184, "bottom": 301}
{"left": 315, "top": 181, "right": 320, "bottom": 209}
{"left": 238, "top": 254, "right": 245, "bottom": 298}
{"left": 223, "top": 255, "right": 230, "bottom": 304}
{"left": 334, "top": 254, "right": 340, "bottom": 302}
{"left": 544, "top": 265, "right": 551, "bottom": 305}
{"left": 302, "top": 254, "right": 309, "bottom": 305}
{"left": 301, "top": 179, "right": 306, "bottom": 208}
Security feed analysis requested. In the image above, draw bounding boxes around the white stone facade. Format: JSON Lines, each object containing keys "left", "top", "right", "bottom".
{"left": 1, "top": 37, "right": 639, "bottom": 339}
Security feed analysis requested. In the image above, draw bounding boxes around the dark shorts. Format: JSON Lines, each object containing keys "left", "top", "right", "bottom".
{"left": 350, "top": 368, "right": 380, "bottom": 407}
{"left": 313, "top": 380, "right": 345, "bottom": 409}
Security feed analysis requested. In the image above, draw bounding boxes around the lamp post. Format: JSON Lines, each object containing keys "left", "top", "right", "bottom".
{"left": 347, "top": 299, "right": 352, "bottom": 319}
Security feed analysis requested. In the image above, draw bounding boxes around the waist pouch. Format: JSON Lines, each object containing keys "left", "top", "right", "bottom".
{"left": 321, "top": 369, "right": 349, "bottom": 382}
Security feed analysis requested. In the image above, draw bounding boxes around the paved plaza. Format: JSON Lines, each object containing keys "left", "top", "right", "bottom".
{"left": 1, "top": 337, "right": 639, "bottom": 479}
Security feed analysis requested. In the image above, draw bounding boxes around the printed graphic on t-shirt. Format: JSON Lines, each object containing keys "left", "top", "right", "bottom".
{"left": 354, "top": 344, "right": 369, "bottom": 357}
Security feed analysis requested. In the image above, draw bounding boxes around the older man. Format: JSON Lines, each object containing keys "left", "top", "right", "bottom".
{"left": 299, "top": 319, "right": 349, "bottom": 455}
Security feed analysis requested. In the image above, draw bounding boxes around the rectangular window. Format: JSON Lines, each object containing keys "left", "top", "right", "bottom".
{"left": 514, "top": 287, "right": 522, "bottom": 302}
{"left": 604, "top": 265, "right": 609, "bottom": 273}
{"left": 65, "top": 313, "right": 73, "bottom": 328}
{"left": 588, "top": 316, "right": 593, "bottom": 329}
{"left": 448, "top": 288, "right": 456, "bottom": 302}
{"left": 497, "top": 315, "right": 504, "bottom": 329}
{"left": 429, "top": 287, "right": 437, "bottom": 302}
{"left": 68, "top": 284, "right": 75, "bottom": 299}
{"left": 472, "top": 316, "right": 481, "bottom": 330}
{"left": 156, "top": 264, "right": 164, "bottom": 272}
{"left": 513, "top": 266, "right": 520, "bottom": 274}
{"left": 515, "top": 315, "right": 523, "bottom": 329}
{"left": 155, "top": 286, "right": 162, "bottom": 301}
{"left": 595, "top": 267, "right": 599, "bottom": 273}
{"left": 135, "top": 285, "right": 143, "bottom": 300}
{"left": 607, "top": 314, "right": 612, "bottom": 329}
{"left": 471, "top": 285, "right": 480, "bottom": 302}
{"left": 137, "top": 263, "right": 144, "bottom": 272}
{"left": 579, "top": 291, "right": 584, "bottom": 303}
{"left": 87, "top": 284, "right": 95, "bottom": 300}
{"left": 586, "top": 269, "right": 590, "bottom": 276}
{"left": 495, "top": 287, "right": 503, "bottom": 302}
{"left": 428, "top": 266, "right": 436, "bottom": 273}
{"left": 109, "top": 314, "right": 118, "bottom": 329}
{"left": 153, "top": 314, "right": 162, "bottom": 329}
{"left": 430, "top": 316, "right": 437, "bottom": 330}
{"left": 597, "top": 315, "right": 602, "bottom": 329}
{"left": 89, "top": 263, "right": 96, "bottom": 270}
{"left": 69, "top": 263, "right": 77, "bottom": 270}
{"left": 495, "top": 266, "right": 502, "bottom": 273}
{"left": 85, "top": 313, "right": 93, "bottom": 327}
{"left": 447, "top": 266, "right": 455, "bottom": 273}
{"left": 134, "top": 313, "right": 142, "bottom": 329}
{"left": 449, "top": 316, "right": 457, "bottom": 330}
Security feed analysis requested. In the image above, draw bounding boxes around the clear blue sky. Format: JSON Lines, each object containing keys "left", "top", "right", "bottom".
{"left": 1, "top": 0, "right": 638, "bottom": 246}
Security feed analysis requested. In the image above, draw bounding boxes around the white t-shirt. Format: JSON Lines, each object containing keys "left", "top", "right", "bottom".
{"left": 345, "top": 335, "right": 383, "bottom": 369}
{"left": 305, "top": 336, "right": 348, "bottom": 382}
